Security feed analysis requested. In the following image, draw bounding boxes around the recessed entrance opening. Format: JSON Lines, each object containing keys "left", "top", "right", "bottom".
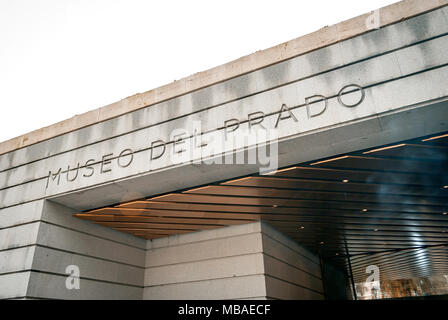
{"left": 75, "top": 131, "right": 448, "bottom": 300}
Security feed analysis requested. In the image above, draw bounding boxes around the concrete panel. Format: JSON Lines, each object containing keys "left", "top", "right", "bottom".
{"left": 143, "top": 274, "right": 267, "bottom": 300}
{"left": 147, "top": 221, "right": 262, "bottom": 249}
{"left": 143, "top": 222, "right": 266, "bottom": 299}
{"left": 0, "top": 201, "right": 43, "bottom": 229}
{"left": 26, "top": 271, "right": 142, "bottom": 300}
{"left": 145, "top": 232, "right": 263, "bottom": 268}
{"left": 36, "top": 222, "right": 145, "bottom": 267}
{"left": 0, "top": 222, "right": 40, "bottom": 251}
{"left": 265, "top": 275, "right": 324, "bottom": 300}
{"left": 32, "top": 246, "right": 144, "bottom": 287}
{"left": 260, "top": 222, "right": 324, "bottom": 300}
{"left": 0, "top": 271, "right": 31, "bottom": 299}
{"left": 0, "top": 246, "right": 35, "bottom": 274}
{"left": 263, "top": 255, "right": 323, "bottom": 294}
{"left": 142, "top": 222, "right": 325, "bottom": 300}
{"left": 145, "top": 253, "right": 264, "bottom": 286}
{"left": 0, "top": 200, "right": 148, "bottom": 299}
{"left": 261, "top": 235, "right": 321, "bottom": 279}
{"left": 261, "top": 222, "right": 319, "bottom": 264}
{"left": 42, "top": 201, "right": 146, "bottom": 249}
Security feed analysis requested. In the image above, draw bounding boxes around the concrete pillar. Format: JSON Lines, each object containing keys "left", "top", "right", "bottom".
{"left": 0, "top": 201, "right": 43, "bottom": 299}
{"left": 144, "top": 221, "right": 326, "bottom": 300}
{"left": 1, "top": 200, "right": 147, "bottom": 299}
{"left": 260, "top": 222, "right": 325, "bottom": 300}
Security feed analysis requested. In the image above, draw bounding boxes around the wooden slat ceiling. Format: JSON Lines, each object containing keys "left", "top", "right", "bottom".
{"left": 76, "top": 132, "right": 448, "bottom": 282}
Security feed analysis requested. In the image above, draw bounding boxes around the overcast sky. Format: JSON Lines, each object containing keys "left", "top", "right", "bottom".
{"left": 0, "top": 0, "right": 398, "bottom": 142}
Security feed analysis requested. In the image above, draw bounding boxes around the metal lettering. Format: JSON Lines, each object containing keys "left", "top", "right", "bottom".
{"left": 46, "top": 168, "right": 62, "bottom": 188}
{"left": 44, "top": 82, "right": 366, "bottom": 190}
{"left": 151, "top": 140, "right": 166, "bottom": 160}
{"left": 248, "top": 112, "right": 266, "bottom": 131}
{"left": 224, "top": 119, "right": 239, "bottom": 139}
{"left": 173, "top": 132, "right": 187, "bottom": 154}
{"left": 117, "top": 149, "right": 134, "bottom": 168}
{"left": 338, "top": 84, "right": 365, "bottom": 108}
{"left": 275, "top": 104, "right": 298, "bottom": 128}
{"left": 66, "top": 163, "right": 80, "bottom": 182}
{"left": 101, "top": 153, "right": 113, "bottom": 173}
{"left": 83, "top": 159, "right": 95, "bottom": 177}
{"left": 305, "top": 95, "right": 328, "bottom": 118}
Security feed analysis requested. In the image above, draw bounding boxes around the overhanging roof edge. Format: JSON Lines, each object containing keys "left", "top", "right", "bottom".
{"left": 1, "top": 0, "right": 447, "bottom": 155}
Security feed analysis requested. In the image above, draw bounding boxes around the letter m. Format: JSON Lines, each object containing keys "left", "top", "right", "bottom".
{"left": 46, "top": 168, "right": 62, "bottom": 189}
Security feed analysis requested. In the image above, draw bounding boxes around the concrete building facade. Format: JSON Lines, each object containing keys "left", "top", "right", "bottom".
{"left": 1, "top": 0, "right": 448, "bottom": 299}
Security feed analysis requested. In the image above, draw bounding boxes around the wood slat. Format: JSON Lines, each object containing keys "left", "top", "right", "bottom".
{"left": 273, "top": 166, "right": 448, "bottom": 186}
{"left": 75, "top": 213, "right": 252, "bottom": 225}
{"left": 220, "top": 176, "right": 448, "bottom": 197}
{"left": 313, "top": 155, "right": 448, "bottom": 174}
{"left": 184, "top": 185, "right": 447, "bottom": 205}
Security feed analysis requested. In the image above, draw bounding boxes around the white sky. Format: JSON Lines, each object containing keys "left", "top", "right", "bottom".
{"left": 0, "top": 0, "right": 398, "bottom": 142}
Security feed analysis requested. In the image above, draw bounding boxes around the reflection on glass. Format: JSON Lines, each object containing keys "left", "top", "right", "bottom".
{"left": 355, "top": 275, "right": 448, "bottom": 299}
